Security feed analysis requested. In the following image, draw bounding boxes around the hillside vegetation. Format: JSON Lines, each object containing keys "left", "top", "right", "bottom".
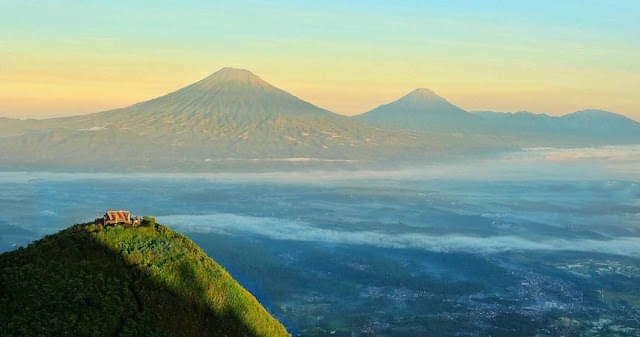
{"left": 0, "top": 220, "right": 290, "bottom": 337}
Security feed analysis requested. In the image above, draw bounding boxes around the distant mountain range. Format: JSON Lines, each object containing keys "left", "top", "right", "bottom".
{"left": 0, "top": 67, "right": 638, "bottom": 170}
{"left": 472, "top": 109, "right": 640, "bottom": 142}
{"left": 356, "top": 89, "right": 640, "bottom": 146}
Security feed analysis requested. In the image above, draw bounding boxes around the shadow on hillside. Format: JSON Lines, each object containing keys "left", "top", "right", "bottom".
{"left": 88, "top": 228, "right": 266, "bottom": 337}
{"left": 0, "top": 224, "right": 278, "bottom": 337}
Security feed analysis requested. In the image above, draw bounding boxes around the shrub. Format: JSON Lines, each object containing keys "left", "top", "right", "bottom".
{"left": 142, "top": 216, "right": 156, "bottom": 227}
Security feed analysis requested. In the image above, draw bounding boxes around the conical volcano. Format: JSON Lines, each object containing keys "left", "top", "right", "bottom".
{"left": 356, "top": 88, "right": 481, "bottom": 131}
{"left": 89, "top": 68, "right": 332, "bottom": 122}
{"left": 112, "top": 67, "right": 332, "bottom": 120}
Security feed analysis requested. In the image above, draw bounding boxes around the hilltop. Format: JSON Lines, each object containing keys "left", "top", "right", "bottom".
{"left": 0, "top": 219, "right": 290, "bottom": 337}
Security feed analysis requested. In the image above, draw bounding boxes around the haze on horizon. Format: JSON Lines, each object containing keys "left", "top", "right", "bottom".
{"left": 1, "top": 1, "right": 639, "bottom": 120}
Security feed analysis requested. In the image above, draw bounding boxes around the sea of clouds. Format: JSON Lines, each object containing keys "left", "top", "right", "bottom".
{"left": 159, "top": 212, "right": 640, "bottom": 258}
{"left": 1, "top": 145, "right": 638, "bottom": 256}
{"left": 1, "top": 145, "right": 639, "bottom": 184}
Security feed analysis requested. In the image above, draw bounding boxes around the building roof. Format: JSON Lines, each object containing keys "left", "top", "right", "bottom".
{"left": 105, "top": 210, "right": 131, "bottom": 221}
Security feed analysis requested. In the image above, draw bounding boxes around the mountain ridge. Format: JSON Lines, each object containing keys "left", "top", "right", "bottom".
{"left": 472, "top": 108, "right": 640, "bottom": 123}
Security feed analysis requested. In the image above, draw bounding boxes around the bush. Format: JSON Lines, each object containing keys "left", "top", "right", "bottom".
{"left": 86, "top": 224, "right": 99, "bottom": 232}
{"left": 142, "top": 216, "right": 156, "bottom": 227}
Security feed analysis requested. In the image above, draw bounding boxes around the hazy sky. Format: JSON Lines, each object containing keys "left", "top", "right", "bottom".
{"left": 1, "top": 0, "right": 639, "bottom": 120}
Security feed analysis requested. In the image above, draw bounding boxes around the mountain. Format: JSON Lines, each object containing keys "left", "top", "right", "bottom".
{"left": 0, "top": 117, "right": 45, "bottom": 137}
{"left": 355, "top": 88, "right": 484, "bottom": 132}
{"left": 472, "top": 110, "right": 565, "bottom": 133}
{"left": 471, "top": 109, "right": 640, "bottom": 145}
{"left": 97, "top": 67, "right": 337, "bottom": 121}
{"left": 357, "top": 88, "right": 640, "bottom": 146}
{"left": 560, "top": 109, "right": 640, "bottom": 133}
{"left": 0, "top": 219, "right": 290, "bottom": 337}
{"left": 0, "top": 68, "right": 438, "bottom": 170}
{"left": 2, "top": 70, "right": 638, "bottom": 171}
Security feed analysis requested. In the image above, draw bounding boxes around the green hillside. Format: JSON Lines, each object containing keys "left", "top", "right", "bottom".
{"left": 0, "top": 220, "right": 290, "bottom": 337}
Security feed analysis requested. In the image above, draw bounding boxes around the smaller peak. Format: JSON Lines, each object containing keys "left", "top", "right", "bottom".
{"left": 566, "top": 109, "right": 634, "bottom": 121}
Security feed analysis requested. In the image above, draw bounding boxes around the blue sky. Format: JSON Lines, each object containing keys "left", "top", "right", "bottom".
{"left": 1, "top": 0, "right": 638, "bottom": 118}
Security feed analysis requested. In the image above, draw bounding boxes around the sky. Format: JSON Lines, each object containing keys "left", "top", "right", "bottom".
{"left": 1, "top": 0, "right": 639, "bottom": 120}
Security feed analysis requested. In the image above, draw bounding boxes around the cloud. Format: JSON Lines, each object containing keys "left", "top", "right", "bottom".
{"left": 77, "top": 126, "right": 106, "bottom": 132}
{"left": 521, "top": 145, "right": 640, "bottom": 161}
{"left": 159, "top": 213, "right": 640, "bottom": 258}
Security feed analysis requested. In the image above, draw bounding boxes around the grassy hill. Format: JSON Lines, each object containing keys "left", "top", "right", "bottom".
{"left": 0, "top": 220, "right": 290, "bottom": 337}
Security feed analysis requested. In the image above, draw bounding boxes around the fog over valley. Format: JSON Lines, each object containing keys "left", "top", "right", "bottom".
{"left": 2, "top": 146, "right": 639, "bottom": 335}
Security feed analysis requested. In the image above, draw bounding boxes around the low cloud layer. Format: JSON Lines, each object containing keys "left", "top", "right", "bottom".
{"left": 2, "top": 145, "right": 639, "bottom": 183}
{"left": 160, "top": 213, "right": 640, "bottom": 258}
{"left": 522, "top": 145, "right": 640, "bottom": 161}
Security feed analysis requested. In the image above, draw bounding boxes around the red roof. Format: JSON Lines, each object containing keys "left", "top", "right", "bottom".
{"left": 105, "top": 210, "right": 131, "bottom": 221}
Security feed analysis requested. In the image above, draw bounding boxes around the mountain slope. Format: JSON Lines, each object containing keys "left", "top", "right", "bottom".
{"left": 355, "top": 88, "right": 485, "bottom": 132}
{"left": 0, "top": 117, "right": 46, "bottom": 138}
{"left": 78, "top": 67, "right": 337, "bottom": 126}
{"left": 0, "top": 68, "right": 437, "bottom": 170}
{"left": 0, "top": 220, "right": 290, "bottom": 337}
{"left": 561, "top": 109, "right": 640, "bottom": 133}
